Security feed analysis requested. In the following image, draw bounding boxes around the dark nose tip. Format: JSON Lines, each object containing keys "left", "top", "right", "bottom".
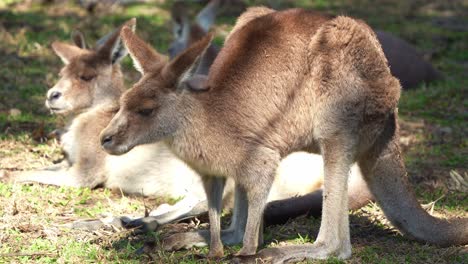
{"left": 101, "top": 134, "right": 113, "bottom": 147}
{"left": 49, "top": 91, "right": 61, "bottom": 101}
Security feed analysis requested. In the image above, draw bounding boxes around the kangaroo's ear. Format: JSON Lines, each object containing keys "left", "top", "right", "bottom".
{"left": 195, "top": 0, "right": 220, "bottom": 33}
{"left": 165, "top": 33, "right": 213, "bottom": 90}
{"left": 121, "top": 26, "right": 167, "bottom": 75}
{"left": 71, "top": 30, "right": 87, "bottom": 49}
{"left": 51, "top": 41, "right": 86, "bottom": 64}
{"left": 97, "top": 18, "right": 137, "bottom": 64}
{"left": 183, "top": 74, "right": 209, "bottom": 92}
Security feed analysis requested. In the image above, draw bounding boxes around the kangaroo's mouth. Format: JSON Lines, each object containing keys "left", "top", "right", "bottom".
{"left": 45, "top": 100, "right": 66, "bottom": 114}
{"left": 48, "top": 107, "right": 66, "bottom": 114}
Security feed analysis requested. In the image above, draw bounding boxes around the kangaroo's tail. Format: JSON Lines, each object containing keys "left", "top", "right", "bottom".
{"left": 359, "top": 113, "right": 467, "bottom": 246}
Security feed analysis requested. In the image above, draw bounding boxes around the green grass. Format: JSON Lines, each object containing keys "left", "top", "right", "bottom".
{"left": 0, "top": 0, "right": 467, "bottom": 263}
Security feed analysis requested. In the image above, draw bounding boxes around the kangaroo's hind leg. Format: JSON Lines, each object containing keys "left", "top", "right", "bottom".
{"left": 234, "top": 135, "right": 356, "bottom": 263}
{"left": 234, "top": 146, "right": 280, "bottom": 256}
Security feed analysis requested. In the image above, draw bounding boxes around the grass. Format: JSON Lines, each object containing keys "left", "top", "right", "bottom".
{"left": 0, "top": 0, "right": 467, "bottom": 263}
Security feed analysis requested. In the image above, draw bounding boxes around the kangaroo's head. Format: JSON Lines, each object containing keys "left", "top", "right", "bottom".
{"left": 46, "top": 18, "right": 136, "bottom": 115}
{"left": 100, "top": 27, "right": 212, "bottom": 155}
{"left": 168, "top": 0, "right": 219, "bottom": 58}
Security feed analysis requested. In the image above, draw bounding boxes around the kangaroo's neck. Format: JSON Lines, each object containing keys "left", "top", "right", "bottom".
{"left": 166, "top": 92, "right": 217, "bottom": 173}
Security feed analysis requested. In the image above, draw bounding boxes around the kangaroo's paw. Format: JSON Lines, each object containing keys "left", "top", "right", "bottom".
{"left": 67, "top": 215, "right": 133, "bottom": 231}
{"left": 162, "top": 227, "right": 245, "bottom": 251}
{"left": 126, "top": 216, "right": 160, "bottom": 231}
{"left": 233, "top": 244, "right": 258, "bottom": 257}
{"left": 70, "top": 219, "right": 106, "bottom": 231}
{"left": 162, "top": 231, "right": 209, "bottom": 251}
{"left": 232, "top": 242, "right": 351, "bottom": 264}
{"left": 231, "top": 247, "right": 286, "bottom": 264}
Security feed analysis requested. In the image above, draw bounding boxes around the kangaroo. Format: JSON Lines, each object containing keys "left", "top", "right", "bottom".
{"left": 153, "top": 0, "right": 372, "bottom": 227}
{"left": 100, "top": 6, "right": 467, "bottom": 261}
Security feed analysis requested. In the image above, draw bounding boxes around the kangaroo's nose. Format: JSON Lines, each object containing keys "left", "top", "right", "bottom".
{"left": 49, "top": 91, "right": 62, "bottom": 101}
{"left": 101, "top": 134, "right": 113, "bottom": 148}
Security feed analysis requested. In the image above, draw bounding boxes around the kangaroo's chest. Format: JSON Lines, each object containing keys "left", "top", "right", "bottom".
{"left": 60, "top": 122, "right": 79, "bottom": 165}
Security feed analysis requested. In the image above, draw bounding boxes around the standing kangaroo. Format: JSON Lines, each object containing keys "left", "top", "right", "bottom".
{"left": 160, "top": 0, "right": 372, "bottom": 226}
{"left": 100, "top": 6, "right": 467, "bottom": 261}
{"left": 154, "top": 0, "right": 442, "bottom": 224}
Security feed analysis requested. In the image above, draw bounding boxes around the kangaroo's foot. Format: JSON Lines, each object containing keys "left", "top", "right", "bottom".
{"left": 65, "top": 215, "right": 134, "bottom": 231}
{"left": 232, "top": 242, "right": 351, "bottom": 264}
{"left": 162, "top": 228, "right": 243, "bottom": 251}
{"left": 125, "top": 216, "right": 160, "bottom": 231}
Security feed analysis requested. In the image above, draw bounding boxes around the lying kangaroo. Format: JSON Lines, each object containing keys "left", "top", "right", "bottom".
{"left": 100, "top": 6, "right": 467, "bottom": 261}
{"left": 1, "top": 15, "right": 367, "bottom": 227}
{"left": 3, "top": 19, "right": 205, "bottom": 201}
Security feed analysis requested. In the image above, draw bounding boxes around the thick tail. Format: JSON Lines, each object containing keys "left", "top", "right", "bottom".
{"left": 359, "top": 113, "right": 468, "bottom": 246}
{"left": 263, "top": 166, "right": 373, "bottom": 226}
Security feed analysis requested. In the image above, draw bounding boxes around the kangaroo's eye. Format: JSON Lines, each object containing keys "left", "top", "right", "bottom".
{"left": 80, "top": 75, "right": 95, "bottom": 82}
{"left": 137, "top": 108, "right": 153, "bottom": 117}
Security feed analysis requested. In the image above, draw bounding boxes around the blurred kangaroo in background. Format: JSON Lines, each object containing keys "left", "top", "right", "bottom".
{"left": 100, "top": 6, "right": 467, "bottom": 260}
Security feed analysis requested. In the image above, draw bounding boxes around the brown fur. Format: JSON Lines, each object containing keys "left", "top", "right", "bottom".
{"left": 101, "top": 7, "right": 467, "bottom": 261}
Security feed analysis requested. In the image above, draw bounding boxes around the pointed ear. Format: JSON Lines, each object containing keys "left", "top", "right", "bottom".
{"left": 165, "top": 33, "right": 213, "bottom": 86}
{"left": 97, "top": 18, "right": 137, "bottom": 64}
{"left": 121, "top": 26, "right": 167, "bottom": 75}
{"left": 71, "top": 30, "right": 87, "bottom": 49}
{"left": 183, "top": 74, "right": 209, "bottom": 92}
{"left": 51, "top": 41, "right": 86, "bottom": 64}
{"left": 195, "top": 0, "right": 220, "bottom": 32}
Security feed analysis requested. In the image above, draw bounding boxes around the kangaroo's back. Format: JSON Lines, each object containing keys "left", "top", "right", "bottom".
{"left": 206, "top": 9, "right": 400, "bottom": 154}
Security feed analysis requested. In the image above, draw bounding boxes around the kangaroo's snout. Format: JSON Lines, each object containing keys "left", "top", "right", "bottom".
{"left": 45, "top": 88, "right": 67, "bottom": 113}
{"left": 100, "top": 123, "right": 130, "bottom": 156}
{"left": 100, "top": 132, "right": 116, "bottom": 152}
